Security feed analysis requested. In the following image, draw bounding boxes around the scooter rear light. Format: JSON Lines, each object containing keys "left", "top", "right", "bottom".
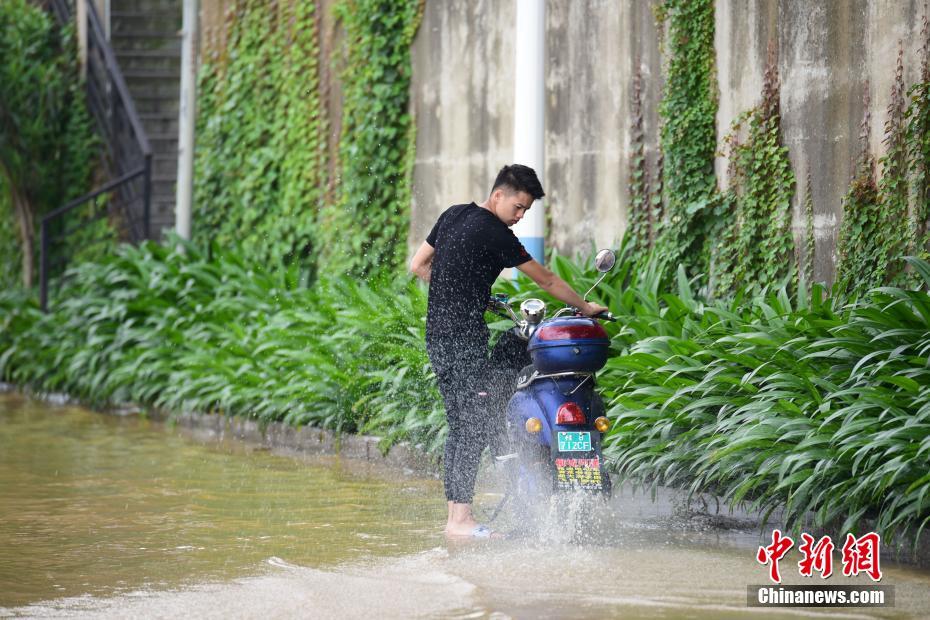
{"left": 556, "top": 402, "right": 585, "bottom": 425}
{"left": 525, "top": 417, "right": 543, "bottom": 433}
{"left": 536, "top": 323, "right": 608, "bottom": 341}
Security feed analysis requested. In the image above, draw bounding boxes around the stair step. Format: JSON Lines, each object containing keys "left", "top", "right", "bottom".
{"left": 112, "top": 30, "right": 180, "bottom": 39}
{"left": 111, "top": 10, "right": 178, "bottom": 17}
{"left": 116, "top": 55, "right": 180, "bottom": 73}
{"left": 139, "top": 112, "right": 177, "bottom": 121}
{"left": 111, "top": 0, "right": 183, "bottom": 12}
{"left": 152, "top": 155, "right": 178, "bottom": 176}
{"left": 123, "top": 69, "right": 180, "bottom": 79}
{"left": 135, "top": 98, "right": 178, "bottom": 115}
{"left": 111, "top": 13, "right": 180, "bottom": 32}
{"left": 111, "top": 37, "right": 181, "bottom": 52}
{"left": 152, "top": 186, "right": 177, "bottom": 199}
{"left": 139, "top": 114, "right": 179, "bottom": 135}
{"left": 116, "top": 49, "right": 182, "bottom": 58}
{"left": 127, "top": 83, "right": 181, "bottom": 98}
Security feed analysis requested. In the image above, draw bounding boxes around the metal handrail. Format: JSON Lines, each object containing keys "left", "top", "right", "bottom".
{"left": 86, "top": 0, "right": 152, "bottom": 160}
{"left": 40, "top": 0, "right": 154, "bottom": 311}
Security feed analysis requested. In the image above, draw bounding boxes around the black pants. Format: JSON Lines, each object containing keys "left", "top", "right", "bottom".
{"left": 427, "top": 331, "right": 530, "bottom": 504}
{"left": 427, "top": 339, "right": 492, "bottom": 504}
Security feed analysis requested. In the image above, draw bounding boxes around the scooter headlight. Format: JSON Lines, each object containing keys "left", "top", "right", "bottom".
{"left": 520, "top": 298, "right": 547, "bottom": 324}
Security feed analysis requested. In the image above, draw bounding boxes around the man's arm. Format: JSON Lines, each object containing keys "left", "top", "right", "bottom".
{"left": 409, "top": 241, "right": 435, "bottom": 282}
{"left": 516, "top": 259, "right": 608, "bottom": 317}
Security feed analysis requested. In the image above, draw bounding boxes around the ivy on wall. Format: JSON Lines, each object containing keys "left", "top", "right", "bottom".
{"left": 639, "top": 2, "right": 930, "bottom": 296}
{"left": 317, "top": 0, "right": 424, "bottom": 278}
{"left": 713, "top": 45, "right": 795, "bottom": 295}
{"left": 835, "top": 84, "right": 881, "bottom": 295}
{"left": 876, "top": 45, "right": 913, "bottom": 286}
{"left": 627, "top": 62, "right": 665, "bottom": 265}
{"left": 627, "top": 64, "right": 650, "bottom": 257}
{"left": 836, "top": 33, "right": 930, "bottom": 295}
{"left": 906, "top": 14, "right": 930, "bottom": 263}
{"left": 654, "top": 0, "right": 718, "bottom": 282}
{"left": 193, "top": 0, "right": 326, "bottom": 276}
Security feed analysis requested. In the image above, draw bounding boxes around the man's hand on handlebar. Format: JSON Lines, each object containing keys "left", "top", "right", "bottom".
{"left": 580, "top": 302, "right": 609, "bottom": 318}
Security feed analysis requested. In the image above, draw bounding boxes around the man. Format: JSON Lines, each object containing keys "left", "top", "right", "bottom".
{"left": 409, "top": 164, "right": 608, "bottom": 538}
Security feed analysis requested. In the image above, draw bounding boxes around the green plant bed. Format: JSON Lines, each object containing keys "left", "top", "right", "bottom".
{"left": 0, "top": 239, "right": 445, "bottom": 454}
{"left": 597, "top": 256, "right": 930, "bottom": 546}
{"left": 1, "top": 241, "right": 928, "bottom": 547}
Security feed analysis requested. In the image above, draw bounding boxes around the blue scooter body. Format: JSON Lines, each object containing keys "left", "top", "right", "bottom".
{"left": 505, "top": 371, "right": 611, "bottom": 495}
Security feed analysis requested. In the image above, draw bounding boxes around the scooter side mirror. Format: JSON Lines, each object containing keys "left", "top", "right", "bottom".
{"left": 583, "top": 249, "right": 617, "bottom": 301}
{"left": 594, "top": 249, "right": 616, "bottom": 273}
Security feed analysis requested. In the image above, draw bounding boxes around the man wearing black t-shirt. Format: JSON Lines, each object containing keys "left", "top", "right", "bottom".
{"left": 409, "top": 164, "right": 608, "bottom": 538}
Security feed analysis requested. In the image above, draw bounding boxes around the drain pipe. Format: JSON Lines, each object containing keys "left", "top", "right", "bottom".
{"left": 512, "top": 0, "right": 546, "bottom": 266}
{"left": 175, "top": 0, "right": 198, "bottom": 241}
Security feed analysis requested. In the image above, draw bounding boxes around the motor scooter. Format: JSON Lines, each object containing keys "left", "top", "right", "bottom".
{"left": 487, "top": 249, "right": 617, "bottom": 534}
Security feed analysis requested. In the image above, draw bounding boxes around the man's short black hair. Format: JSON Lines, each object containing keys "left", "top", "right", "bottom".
{"left": 491, "top": 164, "right": 545, "bottom": 200}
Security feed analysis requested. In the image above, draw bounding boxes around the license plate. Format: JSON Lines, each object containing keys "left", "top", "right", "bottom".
{"left": 557, "top": 431, "right": 591, "bottom": 452}
{"left": 554, "top": 456, "right": 603, "bottom": 491}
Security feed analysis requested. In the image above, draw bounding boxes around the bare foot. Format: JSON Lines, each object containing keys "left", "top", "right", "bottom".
{"left": 444, "top": 502, "right": 501, "bottom": 538}
{"left": 444, "top": 520, "right": 481, "bottom": 537}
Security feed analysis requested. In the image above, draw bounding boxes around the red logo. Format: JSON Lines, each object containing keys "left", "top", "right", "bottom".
{"left": 757, "top": 529, "right": 794, "bottom": 583}
{"left": 798, "top": 534, "right": 835, "bottom": 578}
{"left": 757, "top": 531, "right": 882, "bottom": 583}
{"left": 841, "top": 532, "right": 882, "bottom": 581}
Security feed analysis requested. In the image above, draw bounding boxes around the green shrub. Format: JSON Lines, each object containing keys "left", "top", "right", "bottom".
{"left": 0, "top": 238, "right": 443, "bottom": 451}
{"left": 0, "top": 0, "right": 100, "bottom": 288}
{"left": 3, "top": 239, "right": 928, "bottom": 546}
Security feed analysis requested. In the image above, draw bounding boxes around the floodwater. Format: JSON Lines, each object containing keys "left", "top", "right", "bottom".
{"left": 1, "top": 392, "right": 929, "bottom": 619}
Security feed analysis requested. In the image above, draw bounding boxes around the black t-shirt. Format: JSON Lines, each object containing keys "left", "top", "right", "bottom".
{"left": 425, "top": 202, "right": 531, "bottom": 349}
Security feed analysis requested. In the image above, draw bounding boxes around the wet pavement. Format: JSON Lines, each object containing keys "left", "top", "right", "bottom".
{"left": 1, "top": 392, "right": 929, "bottom": 619}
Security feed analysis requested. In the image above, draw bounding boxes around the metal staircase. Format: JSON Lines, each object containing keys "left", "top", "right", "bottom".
{"left": 41, "top": 0, "right": 182, "bottom": 309}
{"left": 110, "top": 0, "right": 182, "bottom": 235}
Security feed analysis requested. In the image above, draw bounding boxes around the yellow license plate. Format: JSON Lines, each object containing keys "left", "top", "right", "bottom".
{"left": 554, "top": 456, "right": 603, "bottom": 490}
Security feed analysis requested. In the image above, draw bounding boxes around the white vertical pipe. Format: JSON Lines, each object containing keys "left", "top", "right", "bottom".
{"left": 77, "top": 0, "right": 87, "bottom": 79}
{"left": 176, "top": 0, "right": 198, "bottom": 241}
{"left": 512, "top": 0, "right": 546, "bottom": 265}
{"left": 92, "top": 0, "right": 108, "bottom": 39}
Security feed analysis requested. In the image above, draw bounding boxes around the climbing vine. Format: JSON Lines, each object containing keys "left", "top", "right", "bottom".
{"left": 655, "top": 0, "right": 718, "bottom": 281}
{"left": 875, "top": 45, "right": 912, "bottom": 285}
{"left": 713, "top": 44, "right": 795, "bottom": 295}
{"left": 835, "top": 83, "right": 882, "bottom": 295}
{"left": 317, "top": 0, "right": 424, "bottom": 278}
{"left": 906, "top": 12, "right": 930, "bottom": 265}
{"left": 627, "top": 63, "right": 650, "bottom": 258}
{"left": 193, "top": 0, "right": 326, "bottom": 276}
{"left": 836, "top": 38, "right": 930, "bottom": 296}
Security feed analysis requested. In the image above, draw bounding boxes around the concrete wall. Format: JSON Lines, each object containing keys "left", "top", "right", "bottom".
{"left": 195, "top": 0, "right": 927, "bottom": 282}
{"left": 410, "top": 0, "right": 927, "bottom": 282}
{"left": 716, "top": 0, "right": 925, "bottom": 283}
{"left": 409, "top": 0, "right": 662, "bottom": 259}
{"left": 196, "top": 0, "right": 345, "bottom": 198}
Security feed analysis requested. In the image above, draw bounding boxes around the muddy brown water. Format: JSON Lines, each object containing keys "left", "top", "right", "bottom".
{"left": 1, "top": 392, "right": 929, "bottom": 619}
